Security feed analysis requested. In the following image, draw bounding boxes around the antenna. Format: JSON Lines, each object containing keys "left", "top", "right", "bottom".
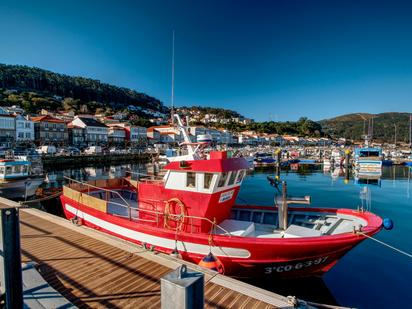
{"left": 171, "top": 30, "right": 175, "bottom": 124}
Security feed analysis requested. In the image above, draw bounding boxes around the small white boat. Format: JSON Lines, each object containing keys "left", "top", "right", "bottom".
{"left": 0, "top": 159, "right": 43, "bottom": 200}
{"left": 354, "top": 147, "right": 382, "bottom": 174}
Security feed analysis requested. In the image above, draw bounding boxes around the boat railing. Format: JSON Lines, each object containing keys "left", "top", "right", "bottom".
{"left": 102, "top": 198, "right": 232, "bottom": 235}
{"left": 63, "top": 176, "right": 231, "bottom": 235}
{"left": 125, "top": 171, "right": 165, "bottom": 183}
{"left": 64, "top": 176, "right": 134, "bottom": 218}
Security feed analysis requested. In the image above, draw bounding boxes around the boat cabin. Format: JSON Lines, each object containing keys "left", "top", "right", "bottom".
{"left": 355, "top": 147, "right": 382, "bottom": 159}
{"left": 137, "top": 151, "right": 250, "bottom": 232}
{"left": 0, "top": 160, "right": 30, "bottom": 180}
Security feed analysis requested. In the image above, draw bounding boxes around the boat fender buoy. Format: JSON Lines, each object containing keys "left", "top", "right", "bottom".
{"left": 382, "top": 218, "right": 394, "bottom": 230}
{"left": 198, "top": 252, "right": 224, "bottom": 274}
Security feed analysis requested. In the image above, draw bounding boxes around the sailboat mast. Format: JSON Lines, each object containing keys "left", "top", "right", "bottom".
{"left": 171, "top": 30, "right": 175, "bottom": 124}
{"left": 409, "top": 113, "right": 411, "bottom": 148}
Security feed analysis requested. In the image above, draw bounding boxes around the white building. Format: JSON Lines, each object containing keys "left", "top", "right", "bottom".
{"left": 107, "top": 125, "right": 126, "bottom": 145}
{"left": 112, "top": 123, "right": 147, "bottom": 145}
{"left": 129, "top": 126, "right": 147, "bottom": 144}
{"left": 70, "top": 116, "right": 108, "bottom": 145}
{"left": 0, "top": 114, "right": 15, "bottom": 147}
{"left": 147, "top": 126, "right": 182, "bottom": 144}
{"left": 188, "top": 126, "right": 209, "bottom": 142}
{"left": 15, "top": 115, "right": 34, "bottom": 142}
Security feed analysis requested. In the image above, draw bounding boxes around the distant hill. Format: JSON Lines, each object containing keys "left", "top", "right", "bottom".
{"left": 320, "top": 112, "right": 412, "bottom": 143}
{"left": 178, "top": 106, "right": 243, "bottom": 119}
{"left": 0, "top": 64, "right": 167, "bottom": 116}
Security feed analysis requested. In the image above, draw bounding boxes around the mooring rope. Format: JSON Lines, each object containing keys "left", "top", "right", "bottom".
{"left": 357, "top": 231, "right": 412, "bottom": 259}
{"left": 20, "top": 191, "right": 62, "bottom": 205}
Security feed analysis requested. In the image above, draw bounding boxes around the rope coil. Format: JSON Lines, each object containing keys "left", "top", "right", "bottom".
{"left": 164, "top": 198, "right": 187, "bottom": 231}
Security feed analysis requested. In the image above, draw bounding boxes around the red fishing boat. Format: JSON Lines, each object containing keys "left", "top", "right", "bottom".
{"left": 60, "top": 117, "right": 383, "bottom": 279}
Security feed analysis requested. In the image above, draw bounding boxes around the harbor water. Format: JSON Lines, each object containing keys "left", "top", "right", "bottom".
{"left": 37, "top": 163, "right": 412, "bottom": 309}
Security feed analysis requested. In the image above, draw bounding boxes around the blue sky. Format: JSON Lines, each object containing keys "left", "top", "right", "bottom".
{"left": 0, "top": 0, "right": 411, "bottom": 121}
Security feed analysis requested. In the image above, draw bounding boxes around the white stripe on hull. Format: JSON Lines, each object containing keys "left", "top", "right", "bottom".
{"left": 65, "top": 204, "right": 250, "bottom": 259}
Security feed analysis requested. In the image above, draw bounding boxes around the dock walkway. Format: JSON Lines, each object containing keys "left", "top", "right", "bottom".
{"left": 19, "top": 208, "right": 299, "bottom": 309}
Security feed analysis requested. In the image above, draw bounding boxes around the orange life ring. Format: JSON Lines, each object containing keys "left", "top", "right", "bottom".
{"left": 164, "top": 198, "right": 187, "bottom": 230}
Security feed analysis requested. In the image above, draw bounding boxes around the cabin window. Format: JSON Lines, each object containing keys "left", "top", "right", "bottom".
{"left": 5, "top": 166, "right": 12, "bottom": 175}
{"left": 204, "top": 173, "right": 213, "bottom": 189}
{"left": 218, "top": 172, "right": 228, "bottom": 187}
{"left": 227, "top": 171, "right": 237, "bottom": 186}
{"left": 22, "top": 165, "right": 28, "bottom": 173}
{"left": 0, "top": 167, "right": 4, "bottom": 174}
{"left": 236, "top": 170, "right": 246, "bottom": 183}
{"left": 14, "top": 165, "right": 21, "bottom": 174}
{"left": 186, "top": 172, "right": 196, "bottom": 188}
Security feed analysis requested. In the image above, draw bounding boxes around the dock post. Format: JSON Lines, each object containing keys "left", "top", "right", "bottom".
{"left": 0, "top": 207, "right": 23, "bottom": 309}
{"left": 161, "top": 265, "right": 204, "bottom": 309}
{"left": 275, "top": 149, "right": 281, "bottom": 177}
{"left": 345, "top": 150, "right": 351, "bottom": 181}
{"left": 279, "top": 181, "right": 288, "bottom": 230}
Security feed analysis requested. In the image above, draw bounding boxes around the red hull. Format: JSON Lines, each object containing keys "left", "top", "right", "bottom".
{"left": 60, "top": 196, "right": 382, "bottom": 278}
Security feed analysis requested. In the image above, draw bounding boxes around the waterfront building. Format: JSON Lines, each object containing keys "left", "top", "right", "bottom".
{"left": 15, "top": 114, "right": 34, "bottom": 143}
{"left": 70, "top": 116, "right": 108, "bottom": 146}
{"left": 147, "top": 125, "right": 181, "bottom": 144}
{"left": 0, "top": 114, "right": 15, "bottom": 147}
{"left": 282, "top": 135, "right": 300, "bottom": 145}
{"left": 67, "top": 123, "right": 85, "bottom": 147}
{"left": 107, "top": 125, "right": 126, "bottom": 146}
{"left": 147, "top": 126, "right": 161, "bottom": 144}
{"left": 187, "top": 126, "right": 209, "bottom": 142}
{"left": 208, "top": 128, "right": 222, "bottom": 143}
{"left": 55, "top": 111, "right": 76, "bottom": 122}
{"left": 219, "top": 129, "right": 234, "bottom": 144}
{"left": 31, "top": 115, "right": 68, "bottom": 145}
{"left": 115, "top": 123, "right": 147, "bottom": 146}
{"left": 101, "top": 116, "right": 121, "bottom": 125}
{"left": 238, "top": 131, "right": 259, "bottom": 145}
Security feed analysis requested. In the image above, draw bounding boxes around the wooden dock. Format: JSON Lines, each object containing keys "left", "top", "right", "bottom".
{"left": 18, "top": 207, "right": 301, "bottom": 309}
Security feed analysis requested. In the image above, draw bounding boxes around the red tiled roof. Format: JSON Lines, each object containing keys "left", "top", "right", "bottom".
{"left": 147, "top": 125, "right": 176, "bottom": 133}
{"left": 67, "top": 123, "right": 82, "bottom": 129}
{"left": 31, "top": 115, "right": 66, "bottom": 123}
{"left": 108, "top": 126, "right": 125, "bottom": 130}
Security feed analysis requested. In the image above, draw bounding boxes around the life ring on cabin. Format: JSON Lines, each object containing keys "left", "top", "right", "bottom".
{"left": 164, "top": 198, "right": 187, "bottom": 230}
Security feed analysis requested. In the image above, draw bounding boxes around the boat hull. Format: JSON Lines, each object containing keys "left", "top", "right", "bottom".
{"left": 0, "top": 177, "right": 43, "bottom": 200}
{"left": 60, "top": 196, "right": 382, "bottom": 278}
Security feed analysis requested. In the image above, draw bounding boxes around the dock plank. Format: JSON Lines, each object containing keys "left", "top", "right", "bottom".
{"left": 19, "top": 209, "right": 281, "bottom": 308}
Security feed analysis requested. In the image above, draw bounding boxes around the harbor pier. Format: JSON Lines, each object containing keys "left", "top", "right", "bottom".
{"left": 0, "top": 197, "right": 318, "bottom": 309}
{"left": 41, "top": 152, "right": 152, "bottom": 169}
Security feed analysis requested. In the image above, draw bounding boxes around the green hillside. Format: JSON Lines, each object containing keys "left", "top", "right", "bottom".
{"left": 320, "top": 112, "right": 411, "bottom": 143}
{"left": 0, "top": 64, "right": 167, "bottom": 116}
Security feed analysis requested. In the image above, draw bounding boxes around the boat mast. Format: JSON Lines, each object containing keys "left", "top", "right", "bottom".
{"left": 409, "top": 114, "right": 412, "bottom": 148}
{"left": 171, "top": 30, "right": 175, "bottom": 124}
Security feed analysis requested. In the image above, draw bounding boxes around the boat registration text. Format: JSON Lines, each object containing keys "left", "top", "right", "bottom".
{"left": 264, "top": 256, "right": 329, "bottom": 274}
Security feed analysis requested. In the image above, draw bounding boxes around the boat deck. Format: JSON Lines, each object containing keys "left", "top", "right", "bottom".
{"left": 19, "top": 208, "right": 292, "bottom": 308}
